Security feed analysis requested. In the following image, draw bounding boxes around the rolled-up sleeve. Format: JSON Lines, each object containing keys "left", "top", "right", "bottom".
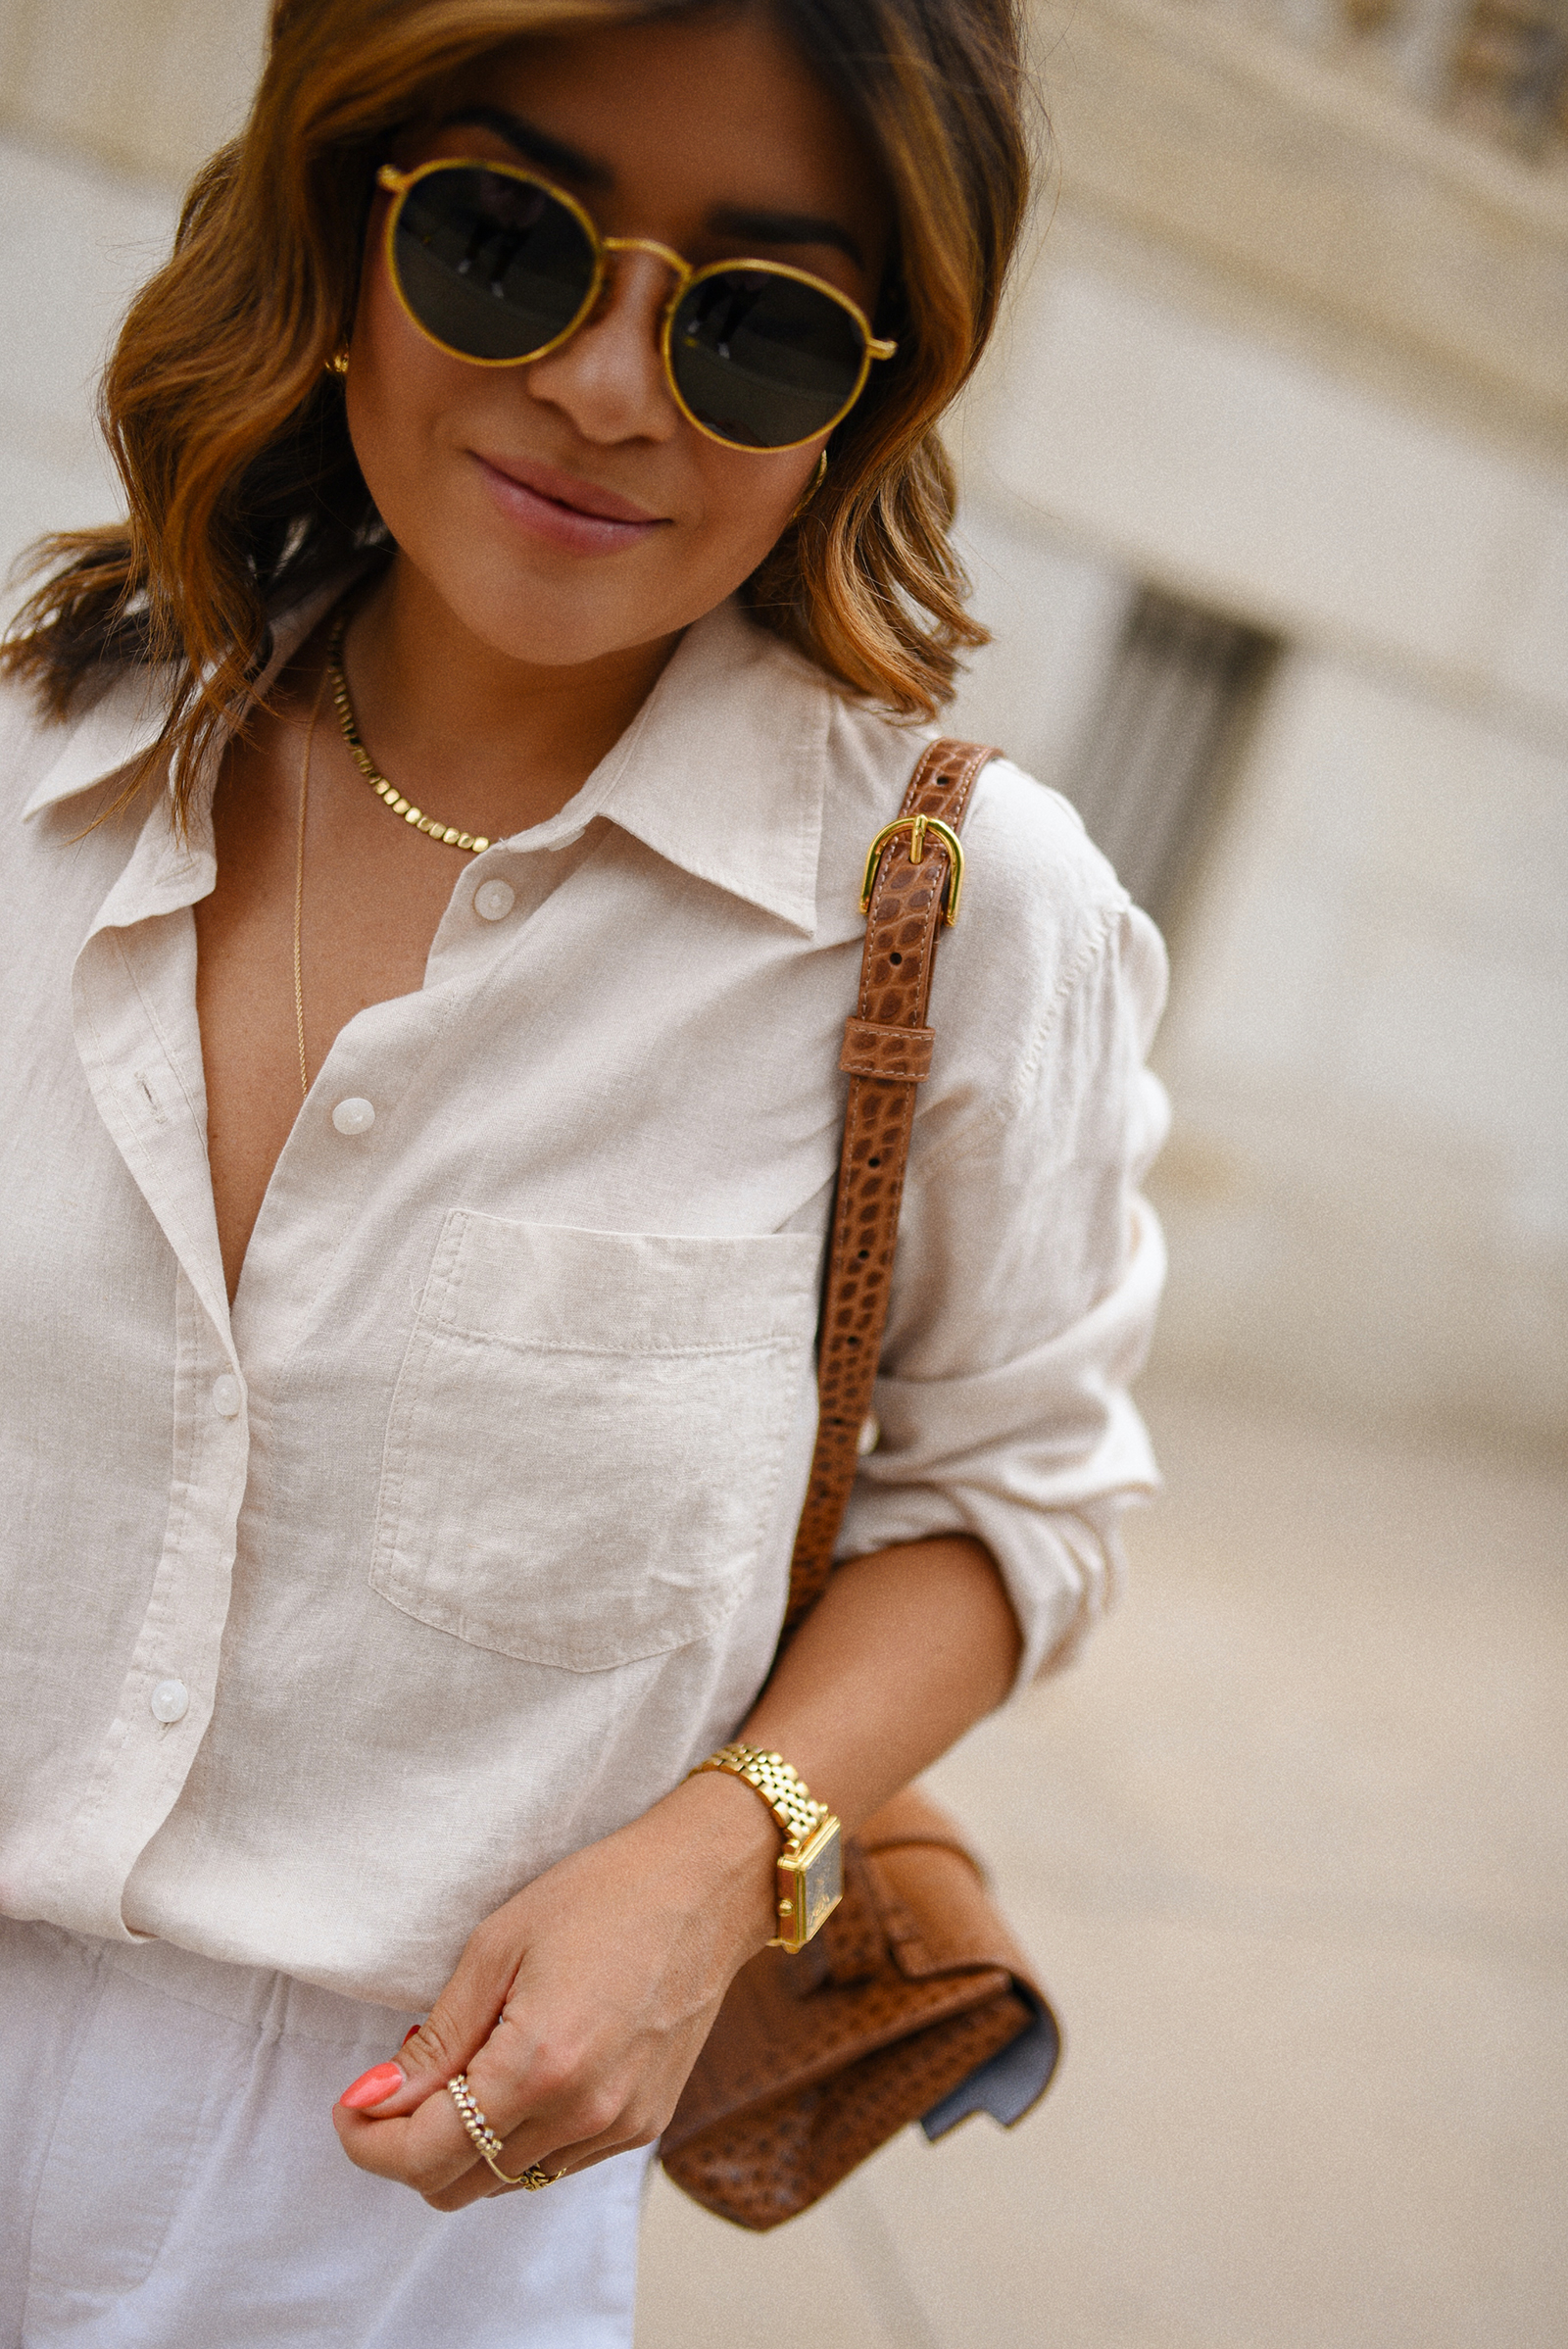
{"left": 835, "top": 776, "right": 1170, "bottom": 1688}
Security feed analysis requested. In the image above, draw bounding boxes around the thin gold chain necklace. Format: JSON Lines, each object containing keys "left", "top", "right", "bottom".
{"left": 326, "top": 612, "right": 495, "bottom": 855}
{"left": 293, "top": 663, "right": 330, "bottom": 1101}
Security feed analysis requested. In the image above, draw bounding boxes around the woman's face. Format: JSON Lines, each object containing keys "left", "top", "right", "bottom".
{"left": 344, "top": 7, "right": 890, "bottom": 669}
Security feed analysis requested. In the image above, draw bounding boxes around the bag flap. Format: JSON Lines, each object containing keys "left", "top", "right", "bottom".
{"left": 858, "top": 1786, "right": 1046, "bottom": 2003}
{"left": 663, "top": 1940, "right": 1012, "bottom": 2147}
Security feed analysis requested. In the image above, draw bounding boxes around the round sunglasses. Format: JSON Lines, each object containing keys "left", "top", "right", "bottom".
{"left": 375, "top": 159, "right": 896, "bottom": 455}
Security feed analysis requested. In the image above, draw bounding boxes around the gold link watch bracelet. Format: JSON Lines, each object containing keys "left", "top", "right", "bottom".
{"left": 689, "top": 1743, "right": 843, "bottom": 1954}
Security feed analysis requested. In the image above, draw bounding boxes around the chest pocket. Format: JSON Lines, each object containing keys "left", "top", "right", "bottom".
{"left": 369, "top": 1209, "right": 820, "bottom": 1671}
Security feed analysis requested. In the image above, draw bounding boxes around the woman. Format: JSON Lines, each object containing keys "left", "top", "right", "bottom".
{"left": 0, "top": 0, "right": 1167, "bottom": 2341}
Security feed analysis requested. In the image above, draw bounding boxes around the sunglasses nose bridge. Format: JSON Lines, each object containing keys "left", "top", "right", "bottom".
{"left": 595, "top": 237, "right": 694, "bottom": 346}
{"left": 601, "top": 233, "right": 690, "bottom": 289}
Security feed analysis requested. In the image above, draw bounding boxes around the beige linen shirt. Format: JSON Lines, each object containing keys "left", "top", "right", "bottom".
{"left": 0, "top": 589, "right": 1168, "bottom": 2011}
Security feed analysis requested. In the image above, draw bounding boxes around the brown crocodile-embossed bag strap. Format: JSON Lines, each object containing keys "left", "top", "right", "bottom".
{"left": 782, "top": 738, "right": 997, "bottom": 1634}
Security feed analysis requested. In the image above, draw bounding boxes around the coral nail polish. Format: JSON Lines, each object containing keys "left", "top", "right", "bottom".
{"left": 340, "top": 2062, "right": 405, "bottom": 2110}
{"left": 402, "top": 2025, "right": 421, "bottom": 2046}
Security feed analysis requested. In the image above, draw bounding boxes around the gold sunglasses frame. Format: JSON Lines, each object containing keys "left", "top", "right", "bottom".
{"left": 376, "top": 159, "right": 896, "bottom": 455}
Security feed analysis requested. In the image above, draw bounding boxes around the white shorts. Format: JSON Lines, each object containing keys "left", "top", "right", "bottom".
{"left": 0, "top": 1916, "right": 650, "bottom": 2349}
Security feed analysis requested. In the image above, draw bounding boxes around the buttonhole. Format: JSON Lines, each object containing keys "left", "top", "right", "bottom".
{"left": 134, "top": 1071, "right": 167, "bottom": 1124}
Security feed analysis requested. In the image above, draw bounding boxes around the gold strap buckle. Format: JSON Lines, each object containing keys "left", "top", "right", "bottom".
{"left": 858, "top": 814, "right": 965, "bottom": 926}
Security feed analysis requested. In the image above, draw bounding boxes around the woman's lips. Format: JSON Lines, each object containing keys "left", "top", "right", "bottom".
{"left": 472, "top": 453, "right": 668, "bottom": 554}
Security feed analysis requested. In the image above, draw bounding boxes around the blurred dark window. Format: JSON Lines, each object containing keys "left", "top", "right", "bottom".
{"left": 1062, "top": 587, "right": 1279, "bottom": 927}
{"left": 1447, "top": 0, "right": 1568, "bottom": 153}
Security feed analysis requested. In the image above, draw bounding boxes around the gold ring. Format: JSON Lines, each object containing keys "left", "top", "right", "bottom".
{"left": 446, "top": 2073, "right": 562, "bottom": 2189}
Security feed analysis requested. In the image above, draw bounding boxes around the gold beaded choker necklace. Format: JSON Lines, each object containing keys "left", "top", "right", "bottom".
{"left": 327, "top": 612, "right": 494, "bottom": 855}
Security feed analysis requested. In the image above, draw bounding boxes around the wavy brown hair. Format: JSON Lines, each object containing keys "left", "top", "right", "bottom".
{"left": 2, "top": 0, "right": 1029, "bottom": 814}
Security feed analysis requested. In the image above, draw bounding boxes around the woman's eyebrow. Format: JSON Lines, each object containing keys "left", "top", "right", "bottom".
{"left": 435, "top": 112, "right": 863, "bottom": 266}
{"left": 440, "top": 104, "right": 613, "bottom": 190}
{"left": 706, "top": 206, "right": 865, "bottom": 268}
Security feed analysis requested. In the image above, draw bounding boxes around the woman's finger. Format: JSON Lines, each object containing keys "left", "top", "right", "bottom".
{"left": 420, "top": 2121, "right": 652, "bottom": 2214}
{"left": 336, "top": 1960, "right": 600, "bottom": 2193}
{"left": 334, "top": 2063, "right": 486, "bottom": 2193}
{"left": 353, "top": 1991, "right": 660, "bottom": 2207}
{"left": 362, "top": 2072, "right": 610, "bottom": 2211}
{"left": 336, "top": 1908, "right": 528, "bottom": 2140}
{"left": 345, "top": 1926, "right": 521, "bottom": 2125}
{"left": 334, "top": 1933, "right": 540, "bottom": 2189}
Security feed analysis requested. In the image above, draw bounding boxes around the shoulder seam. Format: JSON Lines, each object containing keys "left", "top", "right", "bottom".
{"left": 913, "top": 892, "right": 1129, "bottom": 1180}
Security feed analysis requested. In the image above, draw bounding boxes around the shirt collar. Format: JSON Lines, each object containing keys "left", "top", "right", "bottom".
{"left": 575, "top": 599, "right": 831, "bottom": 935}
{"left": 20, "top": 665, "right": 174, "bottom": 822}
{"left": 21, "top": 582, "right": 833, "bottom": 936}
{"left": 19, "top": 576, "right": 346, "bottom": 827}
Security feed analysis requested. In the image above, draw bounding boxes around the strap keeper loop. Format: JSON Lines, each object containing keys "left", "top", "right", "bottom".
{"left": 840, "top": 1018, "right": 935, "bottom": 1082}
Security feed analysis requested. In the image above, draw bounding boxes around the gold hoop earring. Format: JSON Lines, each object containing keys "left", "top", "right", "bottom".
{"left": 326, "top": 345, "right": 350, "bottom": 378}
{"left": 791, "top": 448, "right": 828, "bottom": 523}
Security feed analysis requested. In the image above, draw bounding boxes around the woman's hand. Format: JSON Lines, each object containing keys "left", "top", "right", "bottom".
{"left": 334, "top": 1536, "right": 1021, "bottom": 2209}
{"left": 332, "top": 1771, "right": 777, "bottom": 2209}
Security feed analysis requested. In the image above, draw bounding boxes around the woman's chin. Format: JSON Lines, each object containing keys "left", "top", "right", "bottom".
{"left": 412, "top": 562, "right": 676, "bottom": 674}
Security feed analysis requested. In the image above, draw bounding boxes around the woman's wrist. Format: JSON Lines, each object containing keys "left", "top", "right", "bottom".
{"left": 644, "top": 1767, "right": 781, "bottom": 1962}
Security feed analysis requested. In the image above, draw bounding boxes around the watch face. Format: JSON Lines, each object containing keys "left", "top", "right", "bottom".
{"left": 798, "top": 1820, "right": 843, "bottom": 1941}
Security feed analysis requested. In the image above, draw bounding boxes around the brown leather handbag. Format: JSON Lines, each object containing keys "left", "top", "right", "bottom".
{"left": 660, "top": 742, "right": 1061, "bottom": 2231}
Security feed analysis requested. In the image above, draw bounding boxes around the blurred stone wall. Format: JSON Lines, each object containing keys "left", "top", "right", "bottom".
{"left": 0, "top": 0, "right": 266, "bottom": 183}
{"left": 950, "top": 0, "right": 1568, "bottom": 1452}
{"left": 0, "top": 140, "right": 171, "bottom": 594}
{"left": 0, "top": 0, "right": 266, "bottom": 563}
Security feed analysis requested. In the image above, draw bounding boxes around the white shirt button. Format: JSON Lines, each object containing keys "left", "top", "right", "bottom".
{"left": 474, "top": 879, "right": 516, "bottom": 922}
{"left": 212, "top": 1374, "right": 242, "bottom": 1418}
{"left": 150, "top": 1679, "right": 189, "bottom": 1724}
{"left": 332, "top": 1097, "right": 375, "bottom": 1136}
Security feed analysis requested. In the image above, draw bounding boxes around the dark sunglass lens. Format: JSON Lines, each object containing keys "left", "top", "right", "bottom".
{"left": 669, "top": 271, "right": 865, "bottom": 449}
{"left": 392, "top": 167, "right": 596, "bottom": 361}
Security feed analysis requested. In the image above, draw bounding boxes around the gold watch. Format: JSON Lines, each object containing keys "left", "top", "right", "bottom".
{"left": 690, "top": 1742, "right": 843, "bottom": 1954}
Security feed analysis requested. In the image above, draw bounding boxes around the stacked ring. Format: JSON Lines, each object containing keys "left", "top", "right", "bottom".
{"left": 446, "top": 2073, "right": 562, "bottom": 2189}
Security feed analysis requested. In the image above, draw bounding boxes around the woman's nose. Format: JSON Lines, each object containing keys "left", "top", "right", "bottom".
{"left": 522, "top": 246, "right": 681, "bottom": 448}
